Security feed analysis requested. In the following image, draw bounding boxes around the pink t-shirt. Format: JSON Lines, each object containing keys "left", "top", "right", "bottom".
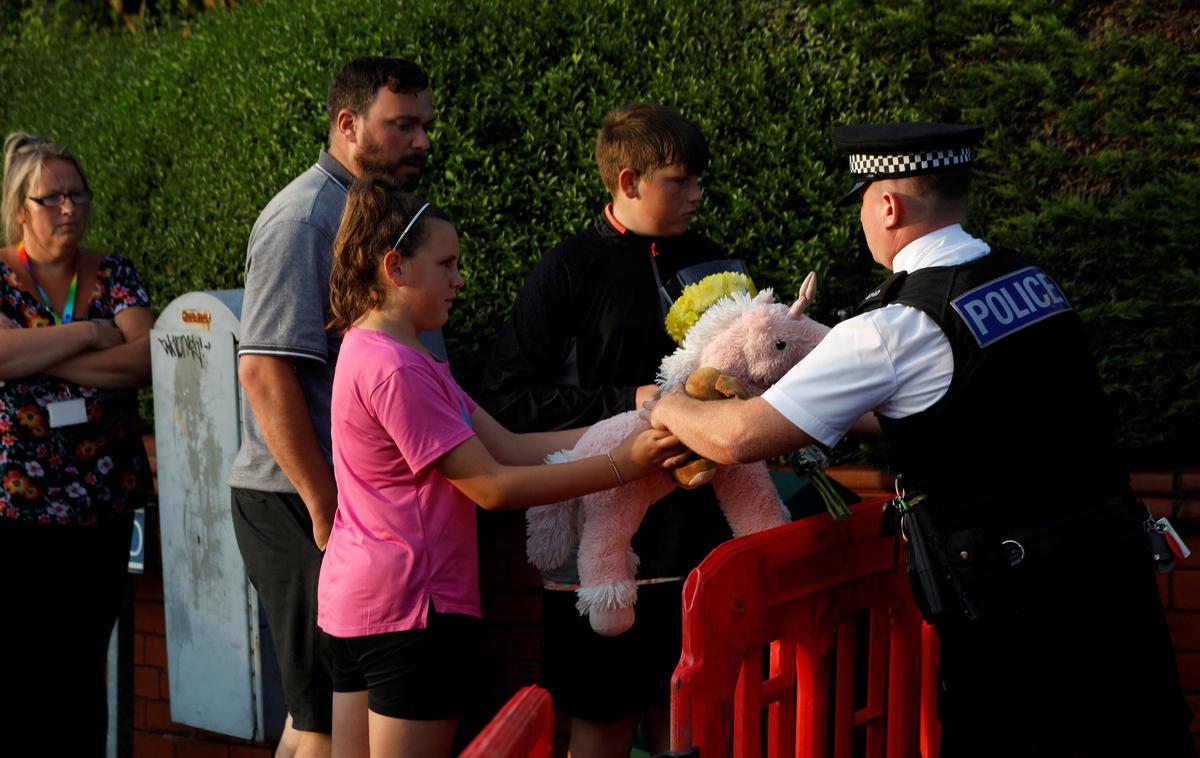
{"left": 318, "top": 328, "right": 480, "bottom": 638}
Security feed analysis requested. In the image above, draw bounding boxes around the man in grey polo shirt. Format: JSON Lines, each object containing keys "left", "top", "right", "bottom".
{"left": 227, "top": 56, "right": 439, "bottom": 758}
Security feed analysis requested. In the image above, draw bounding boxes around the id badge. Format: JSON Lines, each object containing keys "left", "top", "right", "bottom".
{"left": 47, "top": 397, "right": 88, "bottom": 428}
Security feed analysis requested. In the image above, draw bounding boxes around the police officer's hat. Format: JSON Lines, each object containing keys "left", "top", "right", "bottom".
{"left": 831, "top": 122, "right": 983, "bottom": 204}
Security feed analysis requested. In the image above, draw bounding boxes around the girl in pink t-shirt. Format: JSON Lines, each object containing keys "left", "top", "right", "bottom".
{"left": 319, "top": 176, "right": 684, "bottom": 757}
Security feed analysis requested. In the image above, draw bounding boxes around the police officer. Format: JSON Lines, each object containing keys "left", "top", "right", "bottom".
{"left": 650, "top": 122, "right": 1194, "bottom": 756}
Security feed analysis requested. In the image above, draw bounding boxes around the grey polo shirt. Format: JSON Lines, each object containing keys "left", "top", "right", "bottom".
{"left": 228, "top": 151, "right": 445, "bottom": 493}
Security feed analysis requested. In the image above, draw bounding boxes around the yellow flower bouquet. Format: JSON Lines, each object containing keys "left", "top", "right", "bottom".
{"left": 664, "top": 266, "right": 757, "bottom": 345}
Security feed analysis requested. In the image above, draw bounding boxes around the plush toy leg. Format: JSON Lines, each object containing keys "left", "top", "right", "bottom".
{"left": 711, "top": 463, "right": 791, "bottom": 536}
{"left": 526, "top": 412, "right": 641, "bottom": 571}
{"left": 576, "top": 579, "right": 637, "bottom": 637}
{"left": 672, "top": 458, "right": 716, "bottom": 489}
{"left": 670, "top": 368, "right": 749, "bottom": 490}
{"left": 575, "top": 475, "right": 673, "bottom": 637}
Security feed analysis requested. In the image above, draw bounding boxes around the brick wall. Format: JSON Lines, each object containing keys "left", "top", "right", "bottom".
{"left": 130, "top": 572, "right": 271, "bottom": 758}
{"left": 1135, "top": 467, "right": 1200, "bottom": 755}
{"left": 125, "top": 442, "right": 1199, "bottom": 756}
{"left": 473, "top": 509, "right": 551, "bottom": 748}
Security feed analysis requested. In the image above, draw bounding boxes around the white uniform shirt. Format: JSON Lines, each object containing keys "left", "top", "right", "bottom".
{"left": 762, "top": 224, "right": 990, "bottom": 447}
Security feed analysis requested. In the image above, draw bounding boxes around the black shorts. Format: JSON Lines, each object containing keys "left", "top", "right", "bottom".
{"left": 330, "top": 608, "right": 483, "bottom": 721}
{"left": 231, "top": 488, "right": 333, "bottom": 733}
{"left": 540, "top": 581, "right": 683, "bottom": 721}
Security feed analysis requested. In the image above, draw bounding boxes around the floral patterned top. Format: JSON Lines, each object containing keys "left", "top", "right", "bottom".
{"left": 0, "top": 254, "right": 152, "bottom": 526}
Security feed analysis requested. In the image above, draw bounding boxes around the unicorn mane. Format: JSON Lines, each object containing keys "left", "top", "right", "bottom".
{"left": 656, "top": 288, "right": 776, "bottom": 390}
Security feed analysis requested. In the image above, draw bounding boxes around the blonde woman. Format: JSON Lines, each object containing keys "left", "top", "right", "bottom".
{"left": 0, "top": 132, "right": 154, "bottom": 753}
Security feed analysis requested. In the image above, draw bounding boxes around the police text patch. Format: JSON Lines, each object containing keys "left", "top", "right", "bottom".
{"left": 950, "top": 266, "right": 1072, "bottom": 348}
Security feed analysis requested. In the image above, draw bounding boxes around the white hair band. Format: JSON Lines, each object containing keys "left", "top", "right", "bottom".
{"left": 392, "top": 202, "right": 431, "bottom": 250}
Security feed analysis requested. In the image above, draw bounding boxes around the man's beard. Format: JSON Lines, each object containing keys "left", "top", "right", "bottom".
{"left": 359, "top": 137, "right": 426, "bottom": 191}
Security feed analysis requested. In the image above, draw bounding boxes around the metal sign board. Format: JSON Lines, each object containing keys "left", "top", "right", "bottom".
{"left": 151, "top": 315, "right": 263, "bottom": 740}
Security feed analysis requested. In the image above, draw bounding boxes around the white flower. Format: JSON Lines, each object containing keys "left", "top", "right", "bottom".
{"left": 25, "top": 461, "right": 44, "bottom": 478}
{"left": 793, "top": 445, "right": 830, "bottom": 470}
{"left": 66, "top": 483, "right": 87, "bottom": 498}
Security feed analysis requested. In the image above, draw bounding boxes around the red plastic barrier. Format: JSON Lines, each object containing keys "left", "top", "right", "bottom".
{"left": 670, "top": 498, "right": 941, "bottom": 757}
{"left": 459, "top": 685, "right": 554, "bottom": 758}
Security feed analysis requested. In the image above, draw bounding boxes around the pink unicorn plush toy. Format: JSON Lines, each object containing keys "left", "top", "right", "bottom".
{"left": 526, "top": 274, "right": 830, "bottom": 636}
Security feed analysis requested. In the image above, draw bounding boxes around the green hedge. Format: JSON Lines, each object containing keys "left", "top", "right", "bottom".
{"left": 1, "top": 0, "right": 1196, "bottom": 465}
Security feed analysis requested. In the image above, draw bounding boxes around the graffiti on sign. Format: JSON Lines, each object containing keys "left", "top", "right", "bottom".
{"left": 156, "top": 333, "right": 212, "bottom": 368}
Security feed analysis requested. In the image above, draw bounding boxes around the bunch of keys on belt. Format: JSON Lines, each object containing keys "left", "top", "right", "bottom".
{"left": 1147, "top": 516, "right": 1191, "bottom": 571}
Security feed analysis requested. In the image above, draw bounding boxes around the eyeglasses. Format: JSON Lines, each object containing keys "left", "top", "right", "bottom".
{"left": 27, "top": 190, "right": 92, "bottom": 208}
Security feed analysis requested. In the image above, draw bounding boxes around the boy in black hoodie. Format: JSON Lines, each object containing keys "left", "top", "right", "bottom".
{"left": 480, "top": 102, "right": 733, "bottom": 757}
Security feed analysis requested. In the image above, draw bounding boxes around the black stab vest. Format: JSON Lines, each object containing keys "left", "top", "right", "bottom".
{"left": 855, "top": 248, "right": 1128, "bottom": 532}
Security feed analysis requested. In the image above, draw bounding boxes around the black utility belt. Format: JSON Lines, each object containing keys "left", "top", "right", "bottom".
{"left": 959, "top": 497, "right": 1149, "bottom": 571}
{"left": 885, "top": 494, "right": 1157, "bottom": 625}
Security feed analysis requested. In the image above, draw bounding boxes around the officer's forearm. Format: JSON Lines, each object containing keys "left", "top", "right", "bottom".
{"left": 651, "top": 393, "right": 811, "bottom": 465}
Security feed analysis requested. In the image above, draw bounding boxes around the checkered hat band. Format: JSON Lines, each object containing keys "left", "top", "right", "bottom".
{"left": 848, "top": 147, "right": 972, "bottom": 177}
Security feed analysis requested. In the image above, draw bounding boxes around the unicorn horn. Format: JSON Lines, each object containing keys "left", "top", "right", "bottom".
{"left": 789, "top": 271, "right": 818, "bottom": 317}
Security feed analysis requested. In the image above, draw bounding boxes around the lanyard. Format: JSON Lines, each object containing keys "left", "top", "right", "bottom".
{"left": 18, "top": 241, "right": 78, "bottom": 325}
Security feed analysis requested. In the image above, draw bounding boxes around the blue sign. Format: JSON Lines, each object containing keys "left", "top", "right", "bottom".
{"left": 129, "top": 507, "right": 145, "bottom": 573}
{"left": 951, "top": 266, "right": 1072, "bottom": 348}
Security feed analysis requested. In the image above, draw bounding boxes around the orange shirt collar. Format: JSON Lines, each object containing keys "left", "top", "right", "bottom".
{"left": 603, "top": 203, "right": 628, "bottom": 235}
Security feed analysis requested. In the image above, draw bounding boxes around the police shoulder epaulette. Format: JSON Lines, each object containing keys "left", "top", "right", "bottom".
{"left": 856, "top": 271, "right": 909, "bottom": 314}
